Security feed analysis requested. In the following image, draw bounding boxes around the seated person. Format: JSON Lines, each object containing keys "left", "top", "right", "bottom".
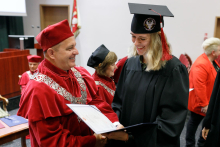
{"left": 18, "top": 55, "right": 41, "bottom": 94}
{"left": 17, "top": 19, "right": 126, "bottom": 147}
{"left": 87, "top": 44, "right": 117, "bottom": 105}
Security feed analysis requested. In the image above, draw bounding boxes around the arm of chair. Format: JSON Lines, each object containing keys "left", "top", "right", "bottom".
{"left": 0, "top": 95, "right": 9, "bottom": 111}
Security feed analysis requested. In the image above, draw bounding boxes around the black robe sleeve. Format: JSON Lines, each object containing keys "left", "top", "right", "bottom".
{"left": 202, "top": 70, "right": 220, "bottom": 147}
{"left": 203, "top": 70, "right": 220, "bottom": 129}
{"left": 111, "top": 60, "right": 128, "bottom": 118}
{"left": 156, "top": 64, "right": 189, "bottom": 146}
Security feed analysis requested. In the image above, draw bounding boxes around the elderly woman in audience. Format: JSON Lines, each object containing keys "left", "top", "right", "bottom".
{"left": 87, "top": 44, "right": 117, "bottom": 106}
{"left": 186, "top": 37, "right": 220, "bottom": 147}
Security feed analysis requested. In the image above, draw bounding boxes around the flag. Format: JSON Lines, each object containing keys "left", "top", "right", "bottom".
{"left": 71, "top": 0, "right": 80, "bottom": 37}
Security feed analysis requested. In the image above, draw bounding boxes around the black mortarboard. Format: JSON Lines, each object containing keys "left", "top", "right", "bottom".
{"left": 129, "top": 3, "right": 174, "bottom": 33}
{"left": 87, "top": 44, "right": 110, "bottom": 68}
{"left": 128, "top": 3, "right": 174, "bottom": 61}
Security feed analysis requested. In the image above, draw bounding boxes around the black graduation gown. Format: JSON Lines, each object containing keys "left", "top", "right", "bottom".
{"left": 111, "top": 55, "right": 189, "bottom": 147}
{"left": 202, "top": 70, "right": 220, "bottom": 147}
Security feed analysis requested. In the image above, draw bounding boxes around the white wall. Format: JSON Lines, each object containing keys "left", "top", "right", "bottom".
{"left": 23, "top": 0, "right": 220, "bottom": 74}
{"left": 23, "top": 0, "right": 73, "bottom": 38}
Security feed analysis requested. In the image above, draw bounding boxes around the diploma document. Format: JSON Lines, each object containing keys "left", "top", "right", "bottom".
{"left": 67, "top": 104, "right": 157, "bottom": 134}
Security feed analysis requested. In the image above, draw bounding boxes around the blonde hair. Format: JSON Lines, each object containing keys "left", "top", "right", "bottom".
{"left": 128, "top": 32, "right": 171, "bottom": 71}
{"left": 202, "top": 37, "right": 220, "bottom": 55}
{"left": 94, "top": 52, "right": 117, "bottom": 76}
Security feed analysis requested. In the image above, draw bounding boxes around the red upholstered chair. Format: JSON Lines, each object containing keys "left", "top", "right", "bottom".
{"left": 179, "top": 54, "right": 192, "bottom": 73}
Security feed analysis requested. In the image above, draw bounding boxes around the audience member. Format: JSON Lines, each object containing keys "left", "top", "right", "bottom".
{"left": 18, "top": 55, "right": 41, "bottom": 94}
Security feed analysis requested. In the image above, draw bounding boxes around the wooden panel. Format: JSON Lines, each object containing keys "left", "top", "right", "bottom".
{"left": 0, "top": 50, "right": 29, "bottom": 98}
{"left": 34, "top": 43, "right": 44, "bottom": 61}
{"left": 0, "top": 49, "right": 29, "bottom": 58}
{"left": 214, "top": 17, "right": 220, "bottom": 38}
{"left": 40, "top": 5, "right": 70, "bottom": 30}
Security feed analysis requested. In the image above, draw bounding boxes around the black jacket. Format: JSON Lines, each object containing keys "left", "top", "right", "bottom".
{"left": 203, "top": 70, "right": 220, "bottom": 147}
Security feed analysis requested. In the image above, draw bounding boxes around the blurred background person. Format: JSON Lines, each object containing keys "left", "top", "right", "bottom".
{"left": 87, "top": 44, "right": 117, "bottom": 106}
{"left": 18, "top": 55, "right": 41, "bottom": 139}
{"left": 186, "top": 37, "right": 220, "bottom": 147}
{"left": 18, "top": 55, "right": 41, "bottom": 94}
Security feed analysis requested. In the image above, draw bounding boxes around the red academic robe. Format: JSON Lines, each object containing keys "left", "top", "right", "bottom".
{"left": 17, "top": 59, "right": 119, "bottom": 147}
{"left": 92, "top": 71, "right": 116, "bottom": 106}
{"left": 18, "top": 70, "right": 38, "bottom": 95}
{"left": 113, "top": 56, "right": 128, "bottom": 84}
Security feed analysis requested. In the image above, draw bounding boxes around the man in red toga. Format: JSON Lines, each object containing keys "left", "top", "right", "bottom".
{"left": 18, "top": 55, "right": 41, "bottom": 94}
{"left": 17, "top": 19, "right": 124, "bottom": 147}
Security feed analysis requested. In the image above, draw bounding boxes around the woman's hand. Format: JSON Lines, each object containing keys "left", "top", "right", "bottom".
{"left": 201, "top": 105, "right": 208, "bottom": 114}
{"left": 202, "top": 127, "right": 209, "bottom": 140}
{"left": 116, "top": 124, "right": 125, "bottom": 129}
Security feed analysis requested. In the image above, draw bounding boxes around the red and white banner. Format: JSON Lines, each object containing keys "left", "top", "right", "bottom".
{"left": 71, "top": 0, "right": 80, "bottom": 36}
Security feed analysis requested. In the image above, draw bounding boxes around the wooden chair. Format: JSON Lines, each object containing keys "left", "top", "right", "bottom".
{"left": 0, "top": 95, "right": 9, "bottom": 118}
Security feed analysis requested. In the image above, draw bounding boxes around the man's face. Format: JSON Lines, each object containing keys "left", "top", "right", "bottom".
{"left": 29, "top": 62, "right": 39, "bottom": 71}
{"left": 53, "top": 36, "right": 79, "bottom": 71}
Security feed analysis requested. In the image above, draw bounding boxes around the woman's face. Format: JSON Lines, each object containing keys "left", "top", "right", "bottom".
{"left": 131, "top": 32, "right": 151, "bottom": 55}
{"left": 105, "top": 63, "right": 117, "bottom": 78}
{"left": 213, "top": 45, "right": 220, "bottom": 60}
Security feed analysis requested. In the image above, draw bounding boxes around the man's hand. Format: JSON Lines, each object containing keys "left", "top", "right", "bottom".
{"left": 94, "top": 133, "right": 107, "bottom": 147}
{"left": 102, "top": 124, "right": 128, "bottom": 141}
{"left": 201, "top": 105, "right": 208, "bottom": 114}
{"left": 202, "top": 127, "right": 209, "bottom": 140}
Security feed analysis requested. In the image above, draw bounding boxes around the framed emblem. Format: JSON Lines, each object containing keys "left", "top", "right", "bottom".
{"left": 143, "top": 18, "right": 156, "bottom": 31}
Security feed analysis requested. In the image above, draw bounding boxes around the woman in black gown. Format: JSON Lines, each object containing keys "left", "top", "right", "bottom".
{"left": 105, "top": 3, "right": 189, "bottom": 147}
{"left": 202, "top": 70, "right": 220, "bottom": 147}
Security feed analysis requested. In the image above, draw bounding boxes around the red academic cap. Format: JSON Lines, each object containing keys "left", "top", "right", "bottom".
{"left": 36, "top": 19, "right": 74, "bottom": 51}
{"left": 27, "top": 55, "right": 41, "bottom": 62}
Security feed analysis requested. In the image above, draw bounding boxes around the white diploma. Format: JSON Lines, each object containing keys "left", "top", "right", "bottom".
{"left": 67, "top": 104, "right": 117, "bottom": 134}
